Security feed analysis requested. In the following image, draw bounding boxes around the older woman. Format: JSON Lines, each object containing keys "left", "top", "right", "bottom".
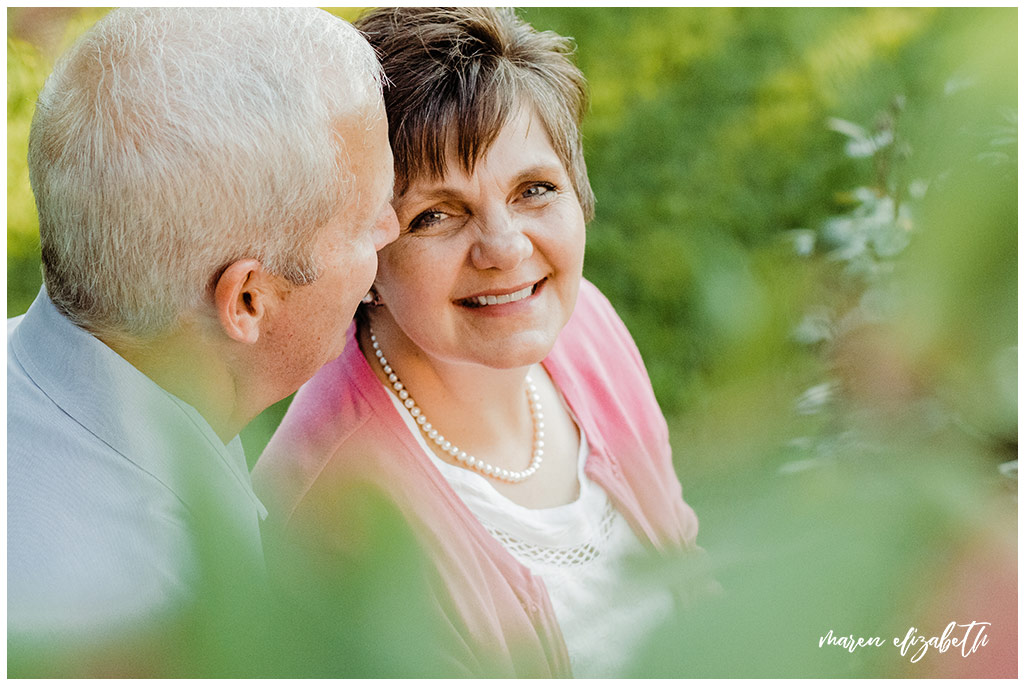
{"left": 254, "top": 7, "right": 700, "bottom": 678}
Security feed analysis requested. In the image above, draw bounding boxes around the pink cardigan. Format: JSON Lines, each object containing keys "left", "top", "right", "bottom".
{"left": 253, "top": 279, "right": 699, "bottom": 677}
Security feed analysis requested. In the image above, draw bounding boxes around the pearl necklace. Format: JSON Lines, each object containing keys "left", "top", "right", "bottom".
{"left": 369, "top": 332, "right": 545, "bottom": 484}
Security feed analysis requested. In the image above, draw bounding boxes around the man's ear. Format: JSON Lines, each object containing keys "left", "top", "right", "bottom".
{"left": 212, "top": 259, "right": 277, "bottom": 344}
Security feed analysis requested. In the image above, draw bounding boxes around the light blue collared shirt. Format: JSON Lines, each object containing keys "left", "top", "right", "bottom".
{"left": 7, "top": 289, "right": 267, "bottom": 640}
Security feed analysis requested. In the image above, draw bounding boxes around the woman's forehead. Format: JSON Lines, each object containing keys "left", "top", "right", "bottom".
{"left": 394, "top": 95, "right": 535, "bottom": 182}
{"left": 397, "top": 109, "right": 560, "bottom": 195}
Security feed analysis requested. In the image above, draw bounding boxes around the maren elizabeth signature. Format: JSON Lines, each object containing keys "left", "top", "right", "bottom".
{"left": 818, "top": 621, "right": 990, "bottom": 663}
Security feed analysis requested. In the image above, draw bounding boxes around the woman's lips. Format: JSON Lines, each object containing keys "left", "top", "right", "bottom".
{"left": 456, "top": 279, "right": 545, "bottom": 308}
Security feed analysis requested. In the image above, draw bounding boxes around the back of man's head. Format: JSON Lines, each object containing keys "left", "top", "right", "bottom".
{"left": 29, "top": 8, "right": 383, "bottom": 340}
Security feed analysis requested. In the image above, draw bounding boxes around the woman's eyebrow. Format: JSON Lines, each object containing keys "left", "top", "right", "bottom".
{"left": 395, "top": 185, "right": 465, "bottom": 207}
{"left": 511, "top": 163, "right": 565, "bottom": 182}
{"left": 396, "top": 161, "right": 566, "bottom": 206}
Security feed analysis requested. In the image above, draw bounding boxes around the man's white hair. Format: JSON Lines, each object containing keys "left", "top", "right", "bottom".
{"left": 28, "top": 7, "right": 383, "bottom": 339}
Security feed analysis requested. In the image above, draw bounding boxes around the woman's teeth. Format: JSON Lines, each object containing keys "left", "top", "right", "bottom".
{"left": 470, "top": 283, "right": 535, "bottom": 307}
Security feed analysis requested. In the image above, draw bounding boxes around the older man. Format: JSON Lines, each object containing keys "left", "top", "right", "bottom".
{"left": 8, "top": 7, "right": 397, "bottom": 648}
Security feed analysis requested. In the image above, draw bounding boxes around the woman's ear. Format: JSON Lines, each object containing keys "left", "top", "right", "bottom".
{"left": 212, "top": 258, "right": 275, "bottom": 344}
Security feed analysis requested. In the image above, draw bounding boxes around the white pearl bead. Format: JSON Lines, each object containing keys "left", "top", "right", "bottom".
{"left": 465, "top": 455, "right": 475, "bottom": 466}
{"left": 404, "top": 398, "right": 415, "bottom": 409}
{"left": 416, "top": 415, "right": 426, "bottom": 425}
{"left": 422, "top": 422, "right": 432, "bottom": 432}
{"left": 388, "top": 373, "right": 398, "bottom": 383}
{"left": 410, "top": 407, "right": 420, "bottom": 417}
{"left": 398, "top": 389, "right": 409, "bottom": 400}
{"left": 428, "top": 428, "right": 438, "bottom": 439}
{"left": 394, "top": 382, "right": 404, "bottom": 391}
{"left": 442, "top": 440, "right": 451, "bottom": 451}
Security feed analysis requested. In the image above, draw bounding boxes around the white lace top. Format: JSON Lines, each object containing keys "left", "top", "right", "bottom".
{"left": 388, "top": 392, "right": 673, "bottom": 677}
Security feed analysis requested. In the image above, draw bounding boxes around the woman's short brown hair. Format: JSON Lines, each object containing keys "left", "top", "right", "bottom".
{"left": 355, "top": 7, "right": 595, "bottom": 221}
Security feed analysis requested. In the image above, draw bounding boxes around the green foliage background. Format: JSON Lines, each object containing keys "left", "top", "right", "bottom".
{"left": 7, "top": 7, "right": 1017, "bottom": 678}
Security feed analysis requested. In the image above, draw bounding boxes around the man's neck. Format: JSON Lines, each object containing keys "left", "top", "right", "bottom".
{"left": 100, "top": 325, "right": 247, "bottom": 444}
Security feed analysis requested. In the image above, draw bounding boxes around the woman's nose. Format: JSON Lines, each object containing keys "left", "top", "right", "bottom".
{"left": 469, "top": 215, "right": 533, "bottom": 270}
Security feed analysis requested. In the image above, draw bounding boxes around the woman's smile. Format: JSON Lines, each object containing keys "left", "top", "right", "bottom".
{"left": 455, "top": 277, "right": 546, "bottom": 309}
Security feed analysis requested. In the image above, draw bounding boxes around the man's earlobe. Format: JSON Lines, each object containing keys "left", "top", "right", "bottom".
{"left": 213, "top": 259, "right": 271, "bottom": 344}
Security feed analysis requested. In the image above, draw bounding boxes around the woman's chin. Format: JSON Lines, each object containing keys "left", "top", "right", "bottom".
{"left": 469, "top": 332, "right": 560, "bottom": 371}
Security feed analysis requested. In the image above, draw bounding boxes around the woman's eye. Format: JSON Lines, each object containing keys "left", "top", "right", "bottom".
{"left": 409, "top": 209, "right": 449, "bottom": 231}
{"left": 522, "top": 182, "right": 556, "bottom": 200}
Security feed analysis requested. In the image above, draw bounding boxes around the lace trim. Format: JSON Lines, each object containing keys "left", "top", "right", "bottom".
{"left": 483, "top": 499, "right": 618, "bottom": 568}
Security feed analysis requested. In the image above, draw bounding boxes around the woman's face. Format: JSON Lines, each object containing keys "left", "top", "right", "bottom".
{"left": 374, "top": 107, "right": 586, "bottom": 373}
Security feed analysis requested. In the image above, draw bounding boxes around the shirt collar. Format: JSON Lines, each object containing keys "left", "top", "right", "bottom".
{"left": 11, "top": 289, "right": 267, "bottom": 520}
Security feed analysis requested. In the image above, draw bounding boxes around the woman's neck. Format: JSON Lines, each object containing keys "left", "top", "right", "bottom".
{"left": 358, "top": 313, "right": 535, "bottom": 465}
{"left": 359, "top": 310, "right": 582, "bottom": 508}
